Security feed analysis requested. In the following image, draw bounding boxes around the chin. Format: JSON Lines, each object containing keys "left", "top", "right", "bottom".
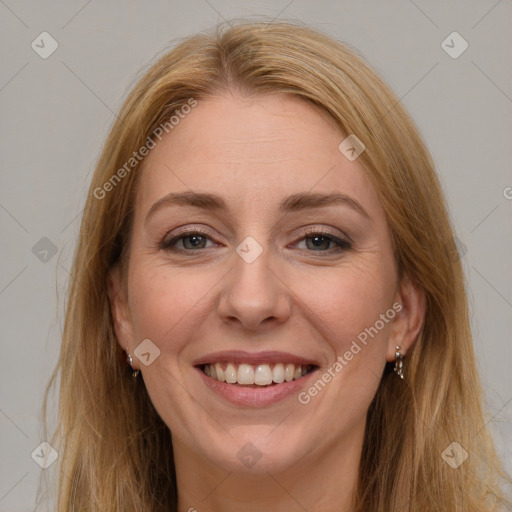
{"left": 202, "top": 424, "right": 313, "bottom": 474}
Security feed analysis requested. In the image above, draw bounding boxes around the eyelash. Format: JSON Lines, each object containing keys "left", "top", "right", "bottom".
{"left": 159, "top": 226, "right": 352, "bottom": 255}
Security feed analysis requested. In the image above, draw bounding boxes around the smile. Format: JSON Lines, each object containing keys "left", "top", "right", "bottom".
{"left": 202, "top": 362, "right": 316, "bottom": 386}
{"left": 194, "top": 350, "right": 321, "bottom": 406}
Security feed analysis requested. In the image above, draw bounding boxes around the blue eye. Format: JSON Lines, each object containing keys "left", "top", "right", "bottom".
{"left": 160, "top": 230, "right": 215, "bottom": 251}
{"left": 296, "top": 232, "right": 351, "bottom": 252}
{"left": 160, "top": 229, "right": 351, "bottom": 254}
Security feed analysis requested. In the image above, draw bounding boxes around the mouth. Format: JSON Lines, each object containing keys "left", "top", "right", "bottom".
{"left": 200, "top": 362, "right": 317, "bottom": 387}
{"left": 193, "top": 350, "right": 321, "bottom": 406}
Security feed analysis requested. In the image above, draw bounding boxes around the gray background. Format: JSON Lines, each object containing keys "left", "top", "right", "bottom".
{"left": 1, "top": 1, "right": 511, "bottom": 510}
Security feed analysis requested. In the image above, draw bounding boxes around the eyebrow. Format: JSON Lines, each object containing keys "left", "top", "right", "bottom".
{"left": 145, "top": 190, "right": 370, "bottom": 225}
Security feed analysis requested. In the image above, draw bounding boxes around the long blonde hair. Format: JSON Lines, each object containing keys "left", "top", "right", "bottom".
{"left": 39, "top": 21, "right": 511, "bottom": 511}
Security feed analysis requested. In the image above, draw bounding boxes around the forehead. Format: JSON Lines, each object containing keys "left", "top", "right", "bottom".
{"left": 135, "top": 93, "right": 381, "bottom": 220}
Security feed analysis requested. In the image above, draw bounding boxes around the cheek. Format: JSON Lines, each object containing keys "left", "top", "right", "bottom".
{"left": 298, "top": 262, "right": 395, "bottom": 352}
{"left": 127, "top": 263, "right": 214, "bottom": 349}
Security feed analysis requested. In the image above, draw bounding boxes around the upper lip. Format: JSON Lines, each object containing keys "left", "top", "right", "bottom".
{"left": 192, "top": 350, "right": 320, "bottom": 367}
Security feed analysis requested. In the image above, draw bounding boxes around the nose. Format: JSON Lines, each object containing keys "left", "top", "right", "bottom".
{"left": 217, "top": 246, "right": 291, "bottom": 333}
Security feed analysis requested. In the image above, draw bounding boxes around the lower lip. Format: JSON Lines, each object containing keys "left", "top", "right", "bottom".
{"left": 196, "top": 367, "right": 318, "bottom": 407}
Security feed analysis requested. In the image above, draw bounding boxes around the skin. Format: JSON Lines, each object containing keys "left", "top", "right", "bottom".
{"left": 108, "top": 92, "right": 425, "bottom": 512}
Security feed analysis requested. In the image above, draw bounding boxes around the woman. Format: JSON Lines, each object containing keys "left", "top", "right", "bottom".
{"left": 40, "top": 21, "right": 511, "bottom": 511}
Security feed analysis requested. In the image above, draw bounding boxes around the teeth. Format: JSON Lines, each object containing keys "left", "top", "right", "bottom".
{"left": 254, "top": 364, "right": 273, "bottom": 385}
{"left": 237, "top": 364, "right": 254, "bottom": 385}
{"left": 272, "top": 363, "right": 285, "bottom": 383}
{"left": 285, "top": 364, "right": 294, "bottom": 382}
{"left": 203, "top": 362, "right": 314, "bottom": 385}
{"left": 215, "top": 362, "right": 225, "bottom": 382}
{"left": 225, "top": 363, "right": 237, "bottom": 384}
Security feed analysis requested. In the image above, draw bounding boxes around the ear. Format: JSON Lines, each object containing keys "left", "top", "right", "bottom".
{"left": 385, "top": 275, "right": 426, "bottom": 362}
{"left": 107, "top": 265, "right": 139, "bottom": 370}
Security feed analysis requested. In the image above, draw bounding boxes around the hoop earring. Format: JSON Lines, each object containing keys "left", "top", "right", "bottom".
{"left": 394, "top": 345, "right": 405, "bottom": 380}
{"left": 127, "top": 353, "right": 141, "bottom": 379}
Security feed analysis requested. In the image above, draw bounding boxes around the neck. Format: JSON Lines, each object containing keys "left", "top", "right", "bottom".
{"left": 173, "top": 425, "right": 364, "bottom": 512}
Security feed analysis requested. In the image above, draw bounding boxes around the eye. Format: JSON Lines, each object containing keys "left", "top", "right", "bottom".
{"left": 294, "top": 229, "right": 352, "bottom": 253}
{"left": 159, "top": 227, "right": 352, "bottom": 255}
{"left": 160, "top": 228, "right": 218, "bottom": 252}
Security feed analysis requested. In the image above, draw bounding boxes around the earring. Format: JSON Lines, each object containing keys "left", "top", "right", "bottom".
{"left": 394, "top": 345, "right": 405, "bottom": 380}
{"left": 127, "top": 353, "right": 140, "bottom": 379}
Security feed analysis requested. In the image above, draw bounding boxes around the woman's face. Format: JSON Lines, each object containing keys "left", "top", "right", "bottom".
{"left": 109, "top": 92, "right": 417, "bottom": 474}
